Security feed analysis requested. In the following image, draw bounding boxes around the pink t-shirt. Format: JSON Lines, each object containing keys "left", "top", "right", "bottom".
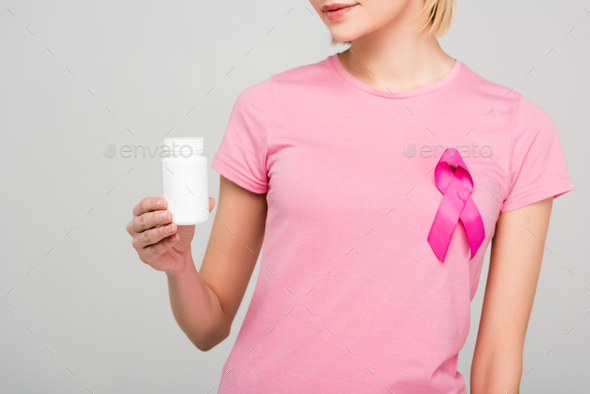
{"left": 210, "top": 53, "right": 574, "bottom": 393}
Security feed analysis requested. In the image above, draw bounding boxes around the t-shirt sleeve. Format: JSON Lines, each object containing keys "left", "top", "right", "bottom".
{"left": 210, "top": 77, "right": 274, "bottom": 194}
{"left": 500, "top": 96, "right": 574, "bottom": 213}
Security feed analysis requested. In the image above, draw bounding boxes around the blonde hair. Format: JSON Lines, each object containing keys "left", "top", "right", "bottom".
{"left": 330, "top": 0, "right": 456, "bottom": 46}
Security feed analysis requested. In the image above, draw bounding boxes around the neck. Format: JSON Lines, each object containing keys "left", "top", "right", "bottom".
{"left": 338, "top": 2, "right": 456, "bottom": 93}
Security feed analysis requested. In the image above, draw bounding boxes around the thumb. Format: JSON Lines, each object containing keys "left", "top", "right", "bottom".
{"left": 175, "top": 225, "right": 196, "bottom": 250}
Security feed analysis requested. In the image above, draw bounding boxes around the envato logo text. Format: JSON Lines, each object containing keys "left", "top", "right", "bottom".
{"left": 103, "top": 142, "right": 193, "bottom": 159}
{"left": 403, "top": 141, "right": 493, "bottom": 159}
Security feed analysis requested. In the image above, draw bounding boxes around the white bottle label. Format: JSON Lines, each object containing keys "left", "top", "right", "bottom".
{"left": 162, "top": 156, "right": 209, "bottom": 225}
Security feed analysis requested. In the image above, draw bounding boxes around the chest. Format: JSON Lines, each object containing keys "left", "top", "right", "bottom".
{"left": 266, "top": 108, "right": 509, "bottom": 239}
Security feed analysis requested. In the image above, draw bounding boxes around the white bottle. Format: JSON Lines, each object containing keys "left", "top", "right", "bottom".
{"left": 162, "top": 137, "right": 209, "bottom": 225}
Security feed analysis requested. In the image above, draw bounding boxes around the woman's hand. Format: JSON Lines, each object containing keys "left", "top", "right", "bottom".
{"left": 126, "top": 196, "right": 216, "bottom": 275}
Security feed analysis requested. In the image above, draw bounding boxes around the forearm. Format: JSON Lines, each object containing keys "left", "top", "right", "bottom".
{"left": 471, "top": 347, "right": 523, "bottom": 394}
{"left": 165, "top": 252, "right": 229, "bottom": 351}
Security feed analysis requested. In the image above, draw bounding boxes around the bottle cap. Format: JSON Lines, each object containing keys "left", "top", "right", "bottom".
{"left": 163, "top": 137, "right": 204, "bottom": 157}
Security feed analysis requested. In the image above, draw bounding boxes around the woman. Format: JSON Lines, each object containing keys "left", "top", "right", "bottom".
{"left": 126, "top": 0, "right": 574, "bottom": 392}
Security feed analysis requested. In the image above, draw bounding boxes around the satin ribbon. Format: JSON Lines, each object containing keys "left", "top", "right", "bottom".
{"left": 427, "top": 148, "right": 485, "bottom": 262}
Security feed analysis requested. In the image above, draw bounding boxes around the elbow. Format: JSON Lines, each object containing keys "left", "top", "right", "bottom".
{"left": 192, "top": 326, "right": 231, "bottom": 352}
{"left": 193, "top": 339, "right": 216, "bottom": 353}
{"left": 193, "top": 341, "right": 213, "bottom": 352}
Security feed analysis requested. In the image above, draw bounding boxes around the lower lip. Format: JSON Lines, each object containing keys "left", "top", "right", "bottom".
{"left": 324, "top": 4, "right": 357, "bottom": 21}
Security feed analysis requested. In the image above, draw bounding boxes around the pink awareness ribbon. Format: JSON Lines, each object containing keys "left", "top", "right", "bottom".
{"left": 427, "top": 147, "right": 485, "bottom": 262}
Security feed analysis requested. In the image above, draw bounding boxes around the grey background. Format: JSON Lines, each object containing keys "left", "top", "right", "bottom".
{"left": 1, "top": 0, "right": 588, "bottom": 392}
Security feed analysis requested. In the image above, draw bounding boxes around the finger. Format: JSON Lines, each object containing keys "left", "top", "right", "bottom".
{"left": 134, "top": 222, "right": 177, "bottom": 249}
{"left": 132, "top": 209, "right": 173, "bottom": 233}
{"left": 144, "top": 233, "right": 180, "bottom": 259}
{"left": 209, "top": 197, "right": 215, "bottom": 212}
{"left": 133, "top": 197, "right": 167, "bottom": 217}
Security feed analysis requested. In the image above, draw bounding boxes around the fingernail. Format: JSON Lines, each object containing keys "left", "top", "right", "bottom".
{"left": 165, "top": 225, "right": 173, "bottom": 233}
{"left": 161, "top": 211, "right": 169, "bottom": 221}
{"left": 175, "top": 234, "right": 179, "bottom": 240}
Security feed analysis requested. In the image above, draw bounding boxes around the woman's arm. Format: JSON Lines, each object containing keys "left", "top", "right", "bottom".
{"left": 165, "top": 175, "right": 268, "bottom": 351}
{"left": 471, "top": 197, "right": 554, "bottom": 394}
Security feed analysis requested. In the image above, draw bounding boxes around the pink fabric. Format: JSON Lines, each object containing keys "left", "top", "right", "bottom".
{"left": 210, "top": 53, "right": 574, "bottom": 393}
{"left": 428, "top": 147, "right": 485, "bottom": 261}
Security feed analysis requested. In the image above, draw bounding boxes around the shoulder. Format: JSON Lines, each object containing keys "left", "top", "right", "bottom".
{"left": 513, "top": 94, "right": 554, "bottom": 132}
{"left": 458, "top": 63, "right": 556, "bottom": 132}
{"left": 457, "top": 62, "right": 519, "bottom": 100}
{"left": 236, "top": 55, "right": 333, "bottom": 103}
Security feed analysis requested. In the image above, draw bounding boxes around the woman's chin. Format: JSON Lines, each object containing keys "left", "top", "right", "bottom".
{"left": 332, "top": 34, "right": 357, "bottom": 43}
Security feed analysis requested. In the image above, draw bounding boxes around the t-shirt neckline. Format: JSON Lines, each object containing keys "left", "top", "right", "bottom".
{"left": 328, "top": 52, "right": 462, "bottom": 99}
